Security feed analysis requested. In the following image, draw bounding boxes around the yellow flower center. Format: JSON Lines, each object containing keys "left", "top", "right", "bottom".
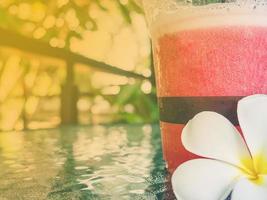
{"left": 241, "top": 154, "right": 267, "bottom": 185}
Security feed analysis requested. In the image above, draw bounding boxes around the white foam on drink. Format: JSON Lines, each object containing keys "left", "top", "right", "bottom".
{"left": 150, "top": 2, "right": 267, "bottom": 39}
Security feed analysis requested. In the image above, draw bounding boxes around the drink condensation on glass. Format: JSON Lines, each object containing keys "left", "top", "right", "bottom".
{"left": 143, "top": 0, "right": 267, "bottom": 172}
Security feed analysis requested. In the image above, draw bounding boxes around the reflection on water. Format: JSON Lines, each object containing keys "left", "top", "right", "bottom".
{"left": 0, "top": 125, "right": 175, "bottom": 200}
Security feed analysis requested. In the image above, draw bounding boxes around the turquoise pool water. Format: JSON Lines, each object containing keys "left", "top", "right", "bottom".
{"left": 0, "top": 125, "right": 175, "bottom": 200}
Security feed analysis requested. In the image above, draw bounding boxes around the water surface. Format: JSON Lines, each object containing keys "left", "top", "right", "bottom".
{"left": 0, "top": 124, "right": 175, "bottom": 200}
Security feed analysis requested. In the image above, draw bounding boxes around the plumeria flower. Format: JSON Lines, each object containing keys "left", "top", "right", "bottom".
{"left": 172, "top": 94, "right": 267, "bottom": 200}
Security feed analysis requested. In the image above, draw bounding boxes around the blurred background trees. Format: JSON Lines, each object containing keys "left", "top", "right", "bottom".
{"left": 0, "top": 0, "right": 158, "bottom": 131}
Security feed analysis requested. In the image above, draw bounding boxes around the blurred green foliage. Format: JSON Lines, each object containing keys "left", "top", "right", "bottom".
{"left": 0, "top": 0, "right": 158, "bottom": 131}
{"left": 112, "top": 82, "right": 158, "bottom": 124}
{"left": 192, "top": 0, "right": 229, "bottom": 5}
{"left": 0, "top": 0, "right": 144, "bottom": 48}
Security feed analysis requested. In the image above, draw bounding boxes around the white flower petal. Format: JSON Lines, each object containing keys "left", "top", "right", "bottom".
{"left": 182, "top": 111, "right": 251, "bottom": 167}
{"left": 231, "top": 176, "right": 267, "bottom": 200}
{"left": 172, "top": 159, "right": 241, "bottom": 200}
{"left": 237, "top": 94, "right": 267, "bottom": 159}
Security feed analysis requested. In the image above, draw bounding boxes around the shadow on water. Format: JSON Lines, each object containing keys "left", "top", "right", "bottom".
{"left": 47, "top": 127, "right": 98, "bottom": 200}
{"left": 146, "top": 126, "right": 176, "bottom": 200}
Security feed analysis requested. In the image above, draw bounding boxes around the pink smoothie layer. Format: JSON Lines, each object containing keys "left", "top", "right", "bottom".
{"left": 156, "top": 25, "right": 267, "bottom": 172}
{"left": 156, "top": 26, "right": 267, "bottom": 97}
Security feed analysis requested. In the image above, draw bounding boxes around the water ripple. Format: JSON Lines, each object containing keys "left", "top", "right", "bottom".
{"left": 0, "top": 125, "right": 175, "bottom": 199}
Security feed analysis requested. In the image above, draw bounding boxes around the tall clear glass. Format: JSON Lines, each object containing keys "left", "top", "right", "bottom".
{"left": 143, "top": 0, "right": 267, "bottom": 172}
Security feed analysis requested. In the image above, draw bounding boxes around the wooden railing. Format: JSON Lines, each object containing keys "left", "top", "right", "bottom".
{"left": 0, "top": 28, "right": 150, "bottom": 128}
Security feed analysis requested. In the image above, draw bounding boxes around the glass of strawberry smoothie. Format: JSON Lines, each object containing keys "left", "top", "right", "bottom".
{"left": 143, "top": 0, "right": 267, "bottom": 172}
